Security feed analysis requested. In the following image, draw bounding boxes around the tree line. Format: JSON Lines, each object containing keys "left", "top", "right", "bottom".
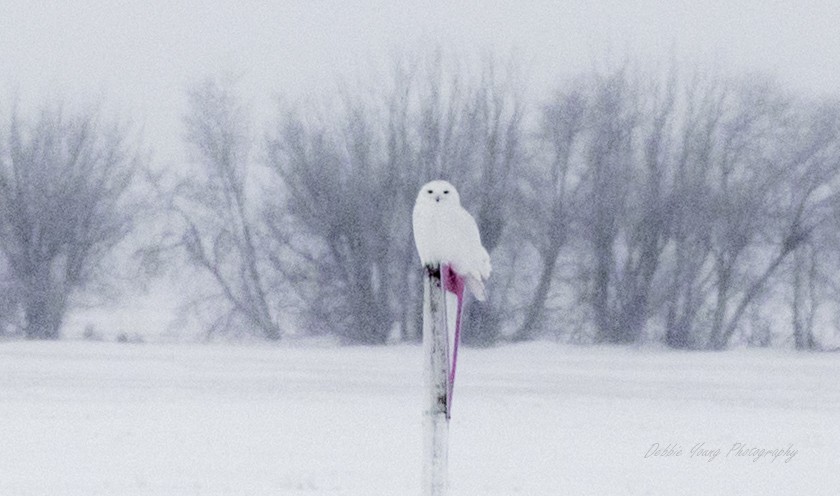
{"left": 2, "top": 55, "right": 839, "bottom": 350}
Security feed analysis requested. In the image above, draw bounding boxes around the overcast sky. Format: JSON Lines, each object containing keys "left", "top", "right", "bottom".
{"left": 3, "top": 1, "right": 840, "bottom": 163}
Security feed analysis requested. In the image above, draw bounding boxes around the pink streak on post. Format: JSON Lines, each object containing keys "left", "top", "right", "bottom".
{"left": 442, "top": 264, "right": 465, "bottom": 418}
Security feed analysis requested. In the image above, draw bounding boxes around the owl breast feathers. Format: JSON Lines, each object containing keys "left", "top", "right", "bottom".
{"left": 412, "top": 180, "right": 491, "bottom": 301}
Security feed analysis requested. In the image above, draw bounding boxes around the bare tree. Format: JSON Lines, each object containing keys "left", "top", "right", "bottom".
{"left": 171, "top": 79, "right": 282, "bottom": 340}
{"left": 539, "top": 68, "right": 836, "bottom": 350}
{"left": 261, "top": 53, "right": 526, "bottom": 346}
{"left": 652, "top": 78, "right": 840, "bottom": 350}
{"left": 572, "top": 68, "right": 675, "bottom": 344}
{"left": 265, "top": 80, "right": 411, "bottom": 343}
{"left": 159, "top": 58, "right": 840, "bottom": 350}
{"left": 0, "top": 104, "right": 140, "bottom": 339}
{"left": 783, "top": 102, "right": 840, "bottom": 350}
{"left": 451, "top": 57, "right": 526, "bottom": 346}
{"left": 611, "top": 71, "right": 676, "bottom": 343}
{"left": 0, "top": 255, "right": 21, "bottom": 335}
{"left": 511, "top": 84, "right": 585, "bottom": 341}
{"left": 661, "top": 75, "right": 725, "bottom": 349}
{"left": 791, "top": 243, "right": 820, "bottom": 349}
{"left": 711, "top": 97, "right": 840, "bottom": 349}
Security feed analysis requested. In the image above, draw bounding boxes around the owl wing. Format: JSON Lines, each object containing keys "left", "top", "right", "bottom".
{"left": 412, "top": 202, "right": 430, "bottom": 265}
{"left": 451, "top": 206, "right": 491, "bottom": 300}
{"left": 453, "top": 207, "right": 490, "bottom": 274}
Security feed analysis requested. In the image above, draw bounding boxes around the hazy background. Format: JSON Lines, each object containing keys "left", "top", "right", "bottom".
{"left": 2, "top": 0, "right": 840, "bottom": 341}
{"left": 4, "top": 1, "right": 840, "bottom": 155}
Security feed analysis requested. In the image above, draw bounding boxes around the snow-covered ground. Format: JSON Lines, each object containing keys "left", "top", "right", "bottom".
{"left": 1, "top": 341, "right": 838, "bottom": 495}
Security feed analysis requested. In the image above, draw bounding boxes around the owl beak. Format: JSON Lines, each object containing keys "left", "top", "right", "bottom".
{"left": 435, "top": 195, "right": 441, "bottom": 202}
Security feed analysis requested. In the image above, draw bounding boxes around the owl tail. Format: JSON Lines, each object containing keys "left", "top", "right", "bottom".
{"left": 465, "top": 275, "right": 487, "bottom": 302}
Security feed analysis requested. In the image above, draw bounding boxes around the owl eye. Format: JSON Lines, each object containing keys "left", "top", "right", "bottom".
{"left": 427, "top": 190, "right": 433, "bottom": 194}
{"left": 443, "top": 190, "right": 449, "bottom": 194}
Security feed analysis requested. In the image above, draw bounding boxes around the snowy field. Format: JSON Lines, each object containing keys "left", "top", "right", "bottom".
{"left": 1, "top": 341, "right": 839, "bottom": 495}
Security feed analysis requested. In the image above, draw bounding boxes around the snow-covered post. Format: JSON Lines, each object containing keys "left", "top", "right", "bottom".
{"left": 422, "top": 264, "right": 449, "bottom": 495}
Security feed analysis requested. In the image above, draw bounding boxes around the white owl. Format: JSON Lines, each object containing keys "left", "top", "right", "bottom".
{"left": 412, "top": 180, "right": 491, "bottom": 301}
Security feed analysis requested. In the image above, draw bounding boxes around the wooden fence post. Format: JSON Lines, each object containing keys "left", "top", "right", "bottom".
{"left": 422, "top": 265, "right": 449, "bottom": 495}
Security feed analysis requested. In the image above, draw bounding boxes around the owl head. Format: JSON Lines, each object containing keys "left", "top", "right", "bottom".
{"left": 417, "top": 180, "right": 461, "bottom": 206}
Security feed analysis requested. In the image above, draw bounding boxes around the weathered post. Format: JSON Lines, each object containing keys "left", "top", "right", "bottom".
{"left": 422, "top": 264, "right": 449, "bottom": 495}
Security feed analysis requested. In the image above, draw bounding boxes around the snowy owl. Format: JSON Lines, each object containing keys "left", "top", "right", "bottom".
{"left": 412, "top": 180, "right": 491, "bottom": 301}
